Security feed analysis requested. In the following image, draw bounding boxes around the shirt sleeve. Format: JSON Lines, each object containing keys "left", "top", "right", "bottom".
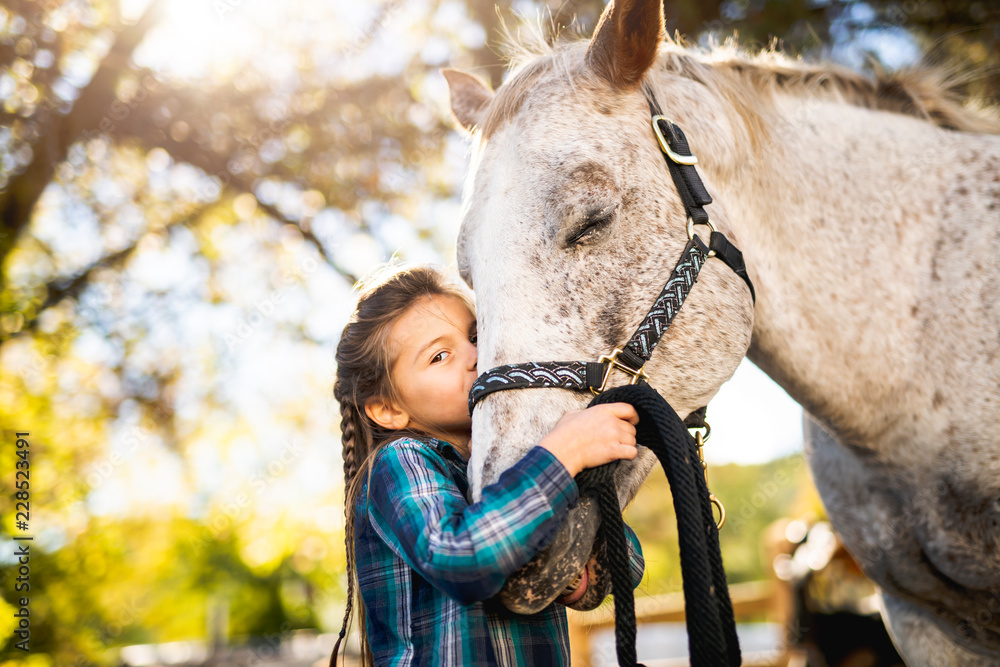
{"left": 623, "top": 522, "right": 645, "bottom": 590}
{"left": 364, "top": 440, "right": 579, "bottom": 605}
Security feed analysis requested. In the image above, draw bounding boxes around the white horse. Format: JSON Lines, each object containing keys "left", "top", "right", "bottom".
{"left": 444, "top": 0, "right": 1000, "bottom": 663}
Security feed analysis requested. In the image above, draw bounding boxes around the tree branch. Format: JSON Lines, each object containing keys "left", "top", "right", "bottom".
{"left": 0, "top": 0, "right": 167, "bottom": 276}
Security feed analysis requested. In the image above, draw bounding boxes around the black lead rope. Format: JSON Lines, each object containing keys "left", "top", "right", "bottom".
{"left": 576, "top": 383, "right": 740, "bottom": 667}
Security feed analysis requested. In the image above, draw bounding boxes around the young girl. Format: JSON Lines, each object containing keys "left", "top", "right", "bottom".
{"left": 331, "top": 264, "right": 645, "bottom": 666}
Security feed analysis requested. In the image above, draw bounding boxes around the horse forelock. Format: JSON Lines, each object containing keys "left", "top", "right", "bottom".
{"left": 480, "top": 42, "right": 586, "bottom": 140}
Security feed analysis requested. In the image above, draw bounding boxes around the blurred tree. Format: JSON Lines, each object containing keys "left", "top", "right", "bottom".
{"left": 833, "top": 0, "right": 999, "bottom": 100}
{"left": 1, "top": 0, "right": 477, "bottom": 662}
{"left": 0, "top": 0, "right": 164, "bottom": 274}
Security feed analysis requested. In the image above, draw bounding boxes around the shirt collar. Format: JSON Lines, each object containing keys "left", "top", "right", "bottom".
{"left": 433, "top": 438, "right": 469, "bottom": 464}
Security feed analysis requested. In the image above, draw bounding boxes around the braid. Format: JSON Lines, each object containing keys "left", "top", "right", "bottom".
{"left": 333, "top": 395, "right": 377, "bottom": 666}
{"left": 331, "top": 399, "right": 358, "bottom": 667}
{"left": 341, "top": 401, "right": 359, "bottom": 494}
{"left": 329, "top": 592, "right": 352, "bottom": 667}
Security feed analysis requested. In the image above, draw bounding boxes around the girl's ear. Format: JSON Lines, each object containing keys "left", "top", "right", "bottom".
{"left": 365, "top": 398, "right": 410, "bottom": 431}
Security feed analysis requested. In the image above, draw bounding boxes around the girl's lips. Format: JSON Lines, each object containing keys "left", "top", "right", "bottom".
{"left": 556, "top": 565, "right": 588, "bottom": 605}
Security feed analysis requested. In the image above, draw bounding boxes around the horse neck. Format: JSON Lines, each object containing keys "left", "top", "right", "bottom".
{"left": 703, "top": 93, "right": 1000, "bottom": 448}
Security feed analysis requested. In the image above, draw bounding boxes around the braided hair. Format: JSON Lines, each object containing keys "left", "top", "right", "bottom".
{"left": 329, "top": 264, "right": 474, "bottom": 667}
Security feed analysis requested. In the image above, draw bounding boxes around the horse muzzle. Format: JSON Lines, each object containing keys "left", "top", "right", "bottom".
{"left": 498, "top": 498, "right": 611, "bottom": 613}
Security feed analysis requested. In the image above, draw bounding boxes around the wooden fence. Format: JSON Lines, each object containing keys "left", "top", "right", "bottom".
{"left": 566, "top": 579, "right": 791, "bottom": 667}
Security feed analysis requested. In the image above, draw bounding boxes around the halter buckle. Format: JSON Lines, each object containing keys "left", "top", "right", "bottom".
{"left": 651, "top": 116, "right": 698, "bottom": 166}
{"left": 693, "top": 427, "right": 726, "bottom": 530}
{"left": 591, "top": 348, "right": 650, "bottom": 395}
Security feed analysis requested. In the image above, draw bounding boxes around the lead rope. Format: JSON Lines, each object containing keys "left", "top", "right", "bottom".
{"left": 575, "top": 383, "right": 741, "bottom": 667}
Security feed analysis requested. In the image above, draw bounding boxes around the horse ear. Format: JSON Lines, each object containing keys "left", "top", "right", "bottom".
{"left": 586, "top": 0, "right": 664, "bottom": 89}
{"left": 442, "top": 69, "right": 494, "bottom": 133}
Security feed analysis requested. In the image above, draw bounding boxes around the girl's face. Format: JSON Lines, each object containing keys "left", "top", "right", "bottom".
{"left": 383, "top": 293, "right": 478, "bottom": 452}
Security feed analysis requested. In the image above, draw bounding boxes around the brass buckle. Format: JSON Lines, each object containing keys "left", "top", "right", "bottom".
{"left": 693, "top": 427, "right": 726, "bottom": 529}
{"left": 591, "top": 348, "right": 649, "bottom": 395}
{"left": 651, "top": 115, "right": 698, "bottom": 166}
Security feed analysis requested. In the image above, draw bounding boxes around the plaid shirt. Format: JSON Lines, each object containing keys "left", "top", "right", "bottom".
{"left": 355, "top": 436, "right": 645, "bottom": 666}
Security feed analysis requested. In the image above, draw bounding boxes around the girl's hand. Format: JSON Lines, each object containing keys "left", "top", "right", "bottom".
{"left": 538, "top": 403, "right": 639, "bottom": 477}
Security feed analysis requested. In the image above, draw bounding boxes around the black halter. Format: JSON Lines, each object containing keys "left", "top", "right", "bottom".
{"left": 468, "top": 84, "right": 755, "bottom": 415}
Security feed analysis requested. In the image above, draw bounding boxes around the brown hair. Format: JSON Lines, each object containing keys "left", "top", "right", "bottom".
{"left": 329, "top": 264, "right": 474, "bottom": 667}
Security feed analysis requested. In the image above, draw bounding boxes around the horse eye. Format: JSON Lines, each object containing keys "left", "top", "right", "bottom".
{"left": 566, "top": 205, "right": 616, "bottom": 246}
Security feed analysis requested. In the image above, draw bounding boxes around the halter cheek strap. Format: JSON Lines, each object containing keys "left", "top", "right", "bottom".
{"left": 646, "top": 83, "right": 755, "bottom": 302}
{"left": 467, "top": 85, "right": 755, "bottom": 415}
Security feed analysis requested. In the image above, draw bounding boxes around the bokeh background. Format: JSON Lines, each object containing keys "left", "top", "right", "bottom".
{"left": 0, "top": 0, "right": 996, "bottom": 664}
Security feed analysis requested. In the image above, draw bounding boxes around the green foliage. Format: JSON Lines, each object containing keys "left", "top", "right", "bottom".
{"left": 0, "top": 514, "right": 346, "bottom": 664}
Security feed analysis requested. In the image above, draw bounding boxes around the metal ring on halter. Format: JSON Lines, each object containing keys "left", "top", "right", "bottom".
{"left": 686, "top": 217, "right": 718, "bottom": 256}
{"left": 710, "top": 494, "right": 726, "bottom": 529}
{"left": 689, "top": 421, "right": 711, "bottom": 443}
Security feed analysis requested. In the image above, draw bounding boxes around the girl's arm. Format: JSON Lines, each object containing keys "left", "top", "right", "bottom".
{"left": 366, "top": 438, "right": 578, "bottom": 605}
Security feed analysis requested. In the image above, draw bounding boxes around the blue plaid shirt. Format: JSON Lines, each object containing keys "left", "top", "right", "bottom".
{"left": 355, "top": 436, "right": 644, "bottom": 666}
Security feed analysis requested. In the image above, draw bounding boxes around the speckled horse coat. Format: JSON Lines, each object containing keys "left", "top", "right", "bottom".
{"left": 444, "top": 0, "right": 1000, "bottom": 663}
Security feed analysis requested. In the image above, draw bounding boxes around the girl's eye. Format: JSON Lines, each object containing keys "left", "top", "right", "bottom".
{"left": 431, "top": 351, "right": 450, "bottom": 364}
{"left": 469, "top": 330, "right": 478, "bottom": 345}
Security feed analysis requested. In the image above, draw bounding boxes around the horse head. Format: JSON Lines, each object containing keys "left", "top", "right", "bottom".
{"left": 446, "top": 0, "right": 754, "bottom": 612}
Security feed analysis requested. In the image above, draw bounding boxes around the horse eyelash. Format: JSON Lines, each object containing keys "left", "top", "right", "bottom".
{"left": 566, "top": 206, "right": 617, "bottom": 245}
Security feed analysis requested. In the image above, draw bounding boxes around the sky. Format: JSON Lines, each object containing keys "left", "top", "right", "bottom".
{"left": 702, "top": 359, "right": 803, "bottom": 464}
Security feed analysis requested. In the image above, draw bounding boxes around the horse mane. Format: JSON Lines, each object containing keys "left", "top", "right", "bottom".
{"left": 483, "top": 26, "right": 1000, "bottom": 141}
